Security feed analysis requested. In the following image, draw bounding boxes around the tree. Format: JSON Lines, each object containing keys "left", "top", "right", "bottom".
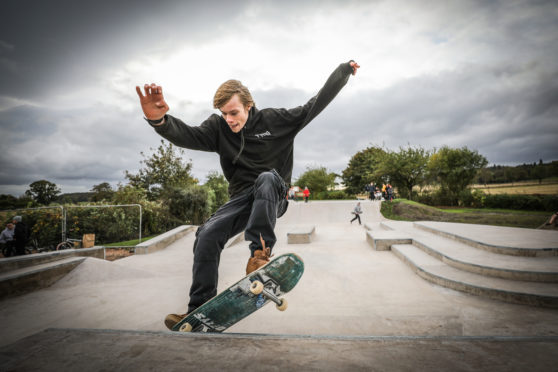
{"left": 90, "top": 182, "right": 114, "bottom": 202}
{"left": 125, "top": 140, "right": 197, "bottom": 200}
{"left": 428, "top": 146, "right": 488, "bottom": 205}
{"left": 112, "top": 184, "right": 148, "bottom": 205}
{"left": 0, "top": 194, "right": 33, "bottom": 210}
{"left": 532, "top": 164, "right": 547, "bottom": 185}
{"left": 295, "top": 166, "right": 337, "bottom": 195}
{"left": 203, "top": 171, "right": 229, "bottom": 213}
{"left": 341, "top": 146, "right": 387, "bottom": 195}
{"left": 375, "top": 145, "right": 431, "bottom": 200}
{"left": 25, "top": 180, "right": 61, "bottom": 205}
{"left": 164, "top": 185, "right": 211, "bottom": 225}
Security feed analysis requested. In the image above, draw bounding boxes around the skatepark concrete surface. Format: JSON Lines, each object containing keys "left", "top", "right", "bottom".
{"left": 1, "top": 200, "right": 558, "bottom": 371}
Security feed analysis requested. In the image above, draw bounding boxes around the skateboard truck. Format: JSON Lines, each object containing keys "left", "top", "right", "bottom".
{"left": 250, "top": 280, "right": 288, "bottom": 311}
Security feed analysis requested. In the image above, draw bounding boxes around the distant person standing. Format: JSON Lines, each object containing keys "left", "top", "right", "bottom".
{"left": 350, "top": 202, "right": 362, "bottom": 225}
{"left": 368, "top": 182, "right": 375, "bottom": 200}
{"left": 12, "top": 216, "right": 29, "bottom": 256}
{"left": 288, "top": 187, "right": 296, "bottom": 201}
{"left": 303, "top": 187, "right": 310, "bottom": 203}
{"left": 387, "top": 184, "right": 394, "bottom": 201}
{"left": 0, "top": 223, "right": 15, "bottom": 257}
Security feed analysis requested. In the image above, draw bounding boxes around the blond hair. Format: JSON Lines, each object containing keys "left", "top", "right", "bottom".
{"left": 213, "top": 79, "right": 255, "bottom": 109}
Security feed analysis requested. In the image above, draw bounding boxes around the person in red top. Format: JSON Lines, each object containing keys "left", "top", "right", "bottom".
{"left": 303, "top": 186, "right": 310, "bottom": 203}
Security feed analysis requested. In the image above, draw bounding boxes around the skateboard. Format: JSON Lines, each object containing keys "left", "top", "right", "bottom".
{"left": 172, "top": 253, "right": 304, "bottom": 333}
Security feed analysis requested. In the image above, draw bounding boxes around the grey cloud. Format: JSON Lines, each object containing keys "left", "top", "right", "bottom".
{"left": 290, "top": 62, "right": 558, "bottom": 178}
{"left": 1, "top": 0, "right": 558, "bottom": 195}
{"left": 0, "top": 0, "right": 248, "bottom": 101}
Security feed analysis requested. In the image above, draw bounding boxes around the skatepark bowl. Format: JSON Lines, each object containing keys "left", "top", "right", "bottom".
{"left": 1, "top": 200, "right": 558, "bottom": 371}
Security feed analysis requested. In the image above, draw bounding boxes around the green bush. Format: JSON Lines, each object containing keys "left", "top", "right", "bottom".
{"left": 0, "top": 208, "right": 63, "bottom": 249}
{"left": 416, "top": 189, "right": 557, "bottom": 211}
{"left": 314, "top": 190, "right": 352, "bottom": 200}
{"left": 482, "top": 194, "right": 557, "bottom": 211}
{"left": 0, "top": 201, "right": 183, "bottom": 249}
{"left": 164, "top": 186, "right": 212, "bottom": 225}
{"left": 458, "top": 189, "right": 484, "bottom": 208}
{"left": 416, "top": 189, "right": 455, "bottom": 206}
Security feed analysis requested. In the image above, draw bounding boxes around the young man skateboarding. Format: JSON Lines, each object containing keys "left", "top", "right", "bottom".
{"left": 136, "top": 60, "right": 360, "bottom": 330}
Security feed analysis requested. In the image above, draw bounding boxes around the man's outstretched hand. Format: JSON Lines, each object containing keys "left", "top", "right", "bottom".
{"left": 350, "top": 61, "right": 360, "bottom": 75}
{"left": 135, "top": 83, "right": 169, "bottom": 121}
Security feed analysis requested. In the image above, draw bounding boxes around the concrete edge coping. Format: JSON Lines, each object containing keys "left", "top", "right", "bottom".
{"left": 413, "top": 222, "right": 558, "bottom": 257}
{"left": 0, "top": 247, "right": 105, "bottom": 273}
{"left": 39, "top": 328, "right": 558, "bottom": 342}
{"left": 287, "top": 225, "right": 316, "bottom": 236}
{"left": 134, "top": 225, "right": 195, "bottom": 255}
{"left": 379, "top": 221, "right": 396, "bottom": 231}
{"left": 0, "top": 256, "right": 87, "bottom": 281}
{"left": 391, "top": 245, "right": 558, "bottom": 307}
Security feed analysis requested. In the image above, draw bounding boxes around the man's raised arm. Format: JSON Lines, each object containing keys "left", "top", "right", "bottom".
{"left": 293, "top": 60, "right": 360, "bottom": 131}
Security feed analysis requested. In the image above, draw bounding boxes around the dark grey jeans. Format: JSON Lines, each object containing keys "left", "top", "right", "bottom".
{"left": 187, "top": 170, "right": 288, "bottom": 312}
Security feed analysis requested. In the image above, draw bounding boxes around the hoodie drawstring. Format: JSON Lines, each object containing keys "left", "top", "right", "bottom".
{"left": 232, "top": 128, "right": 245, "bottom": 165}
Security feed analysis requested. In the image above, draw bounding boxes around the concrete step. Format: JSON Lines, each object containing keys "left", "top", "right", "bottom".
{"left": 287, "top": 225, "right": 316, "bottom": 244}
{"left": 414, "top": 221, "right": 558, "bottom": 257}
{"left": 392, "top": 244, "right": 558, "bottom": 308}
{"left": 383, "top": 221, "right": 558, "bottom": 282}
{"left": 365, "top": 230, "right": 412, "bottom": 251}
{"left": 0, "top": 257, "right": 86, "bottom": 299}
{"left": 363, "top": 222, "right": 391, "bottom": 231}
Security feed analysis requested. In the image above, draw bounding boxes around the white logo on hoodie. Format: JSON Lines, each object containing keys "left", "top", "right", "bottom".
{"left": 255, "top": 131, "right": 272, "bottom": 139}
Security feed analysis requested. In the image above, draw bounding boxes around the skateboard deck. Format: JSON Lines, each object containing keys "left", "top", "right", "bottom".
{"left": 172, "top": 253, "right": 304, "bottom": 333}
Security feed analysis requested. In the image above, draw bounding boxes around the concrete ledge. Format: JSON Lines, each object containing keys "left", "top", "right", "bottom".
{"left": 365, "top": 231, "right": 412, "bottom": 251}
{"left": 2, "top": 328, "right": 558, "bottom": 372}
{"left": 0, "top": 247, "right": 104, "bottom": 273}
{"left": 134, "top": 225, "right": 195, "bottom": 255}
{"left": 287, "top": 226, "right": 316, "bottom": 244}
{"left": 414, "top": 221, "right": 558, "bottom": 257}
{"left": 0, "top": 257, "right": 85, "bottom": 300}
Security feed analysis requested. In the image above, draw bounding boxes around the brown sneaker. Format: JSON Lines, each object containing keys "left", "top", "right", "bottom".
{"left": 246, "top": 247, "right": 272, "bottom": 275}
{"left": 164, "top": 313, "right": 188, "bottom": 330}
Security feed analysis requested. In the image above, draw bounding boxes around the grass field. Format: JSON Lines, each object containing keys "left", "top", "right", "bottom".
{"left": 381, "top": 199, "right": 554, "bottom": 229}
{"left": 470, "top": 179, "right": 558, "bottom": 195}
{"left": 104, "top": 234, "right": 159, "bottom": 247}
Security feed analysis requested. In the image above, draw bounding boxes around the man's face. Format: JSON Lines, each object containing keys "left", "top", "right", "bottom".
{"left": 219, "top": 94, "right": 251, "bottom": 133}
{"left": 6, "top": 223, "right": 14, "bottom": 230}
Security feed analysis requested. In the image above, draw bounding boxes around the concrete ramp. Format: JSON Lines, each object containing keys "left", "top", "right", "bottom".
{"left": 2, "top": 201, "right": 558, "bottom": 369}
{"left": 1, "top": 328, "right": 557, "bottom": 372}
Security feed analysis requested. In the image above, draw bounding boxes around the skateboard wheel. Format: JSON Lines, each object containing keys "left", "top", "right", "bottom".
{"left": 179, "top": 322, "right": 193, "bottom": 332}
{"left": 276, "top": 298, "right": 288, "bottom": 311}
{"left": 250, "top": 280, "right": 264, "bottom": 295}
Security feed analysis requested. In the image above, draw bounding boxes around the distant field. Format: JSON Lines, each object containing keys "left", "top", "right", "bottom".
{"left": 382, "top": 199, "right": 553, "bottom": 229}
{"left": 471, "top": 180, "right": 558, "bottom": 195}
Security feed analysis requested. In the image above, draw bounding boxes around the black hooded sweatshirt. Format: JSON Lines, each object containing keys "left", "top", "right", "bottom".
{"left": 152, "top": 61, "right": 354, "bottom": 197}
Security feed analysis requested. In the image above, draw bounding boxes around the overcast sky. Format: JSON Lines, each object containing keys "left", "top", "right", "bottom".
{"left": 1, "top": 0, "right": 557, "bottom": 196}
